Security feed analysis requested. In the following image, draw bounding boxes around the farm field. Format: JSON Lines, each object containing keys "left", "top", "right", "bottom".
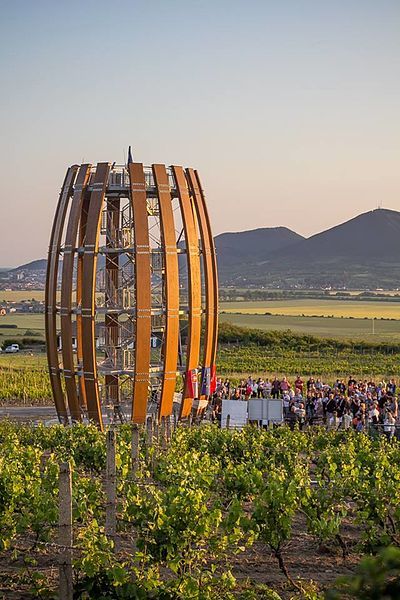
{"left": 0, "top": 352, "right": 51, "bottom": 405}
{"left": 220, "top": 312, "right": 400, "bottom": 341}
{"left": 0, "top": 290, "right": 46, "bottom": 302}
{"left": 1, "top": 422, "right": 399, "bottom": 599}
{"left": 220, "top": 298, "right": 400, "bottom": 319}
{"left": 3, "top": 301, "right": 400, "bottom": 350}
{"left": 0, "top": 313, "right": 46, "bottom": 346}
{"left": 0, "top": 290, "right": 104, "bottom": 303}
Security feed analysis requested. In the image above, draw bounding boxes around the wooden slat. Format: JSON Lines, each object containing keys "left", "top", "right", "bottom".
{"left": 81, "top": 162, "right": 111, "bottom": 429}
{"left": 60, "top": 164, "right": 91, "bottom": 422}
{"left": 153, "top": 164, "right": 179, "bottom": 420}
{"left": 128, "top": 163, "right": 151, "bottom": 423}
{"left": 186, "top": 169, "right": 218, "bottom": 411}
{"left": 45, "top": 166, "right": 78, "bottom": 424}
{"left": 172, "top": 166, "right": 202, "bottom": 418}
{"left": 195, "top": 170, "right": 218, "bottom": 367}
{"left": 76, "top": 190, "right": 91, "bottom": 410}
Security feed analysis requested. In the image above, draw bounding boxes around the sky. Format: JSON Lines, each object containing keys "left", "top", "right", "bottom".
{"left": 0, "top": 0, "right": 399, "bottom": 266}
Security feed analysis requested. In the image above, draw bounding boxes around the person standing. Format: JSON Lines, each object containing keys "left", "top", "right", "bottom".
{"left": 271, "top": 377, "right": 280, "bottom": 399}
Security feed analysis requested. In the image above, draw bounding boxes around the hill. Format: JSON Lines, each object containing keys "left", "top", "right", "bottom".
{"left": 215, "top": 227, "right": 304, "bottom": 278}
{"left": 223, "top": 209, "right": 400, "bottom": 288}
{"left": 277, "top": 208, "right": 400, "bottom": 262}
{"left": 4, "top": 209, "right": 400, "bottom": 290}
{"left": 9, "top": 259, "right": 47, "bottom": 272}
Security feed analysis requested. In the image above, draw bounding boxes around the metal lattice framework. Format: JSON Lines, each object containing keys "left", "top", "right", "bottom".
{"left": 45, "top": 162, "right": 218, "bottom": 430}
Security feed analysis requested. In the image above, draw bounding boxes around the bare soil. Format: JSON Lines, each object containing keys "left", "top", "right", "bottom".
{"left": 0, "top": 515, "right": 362, "bottom": 599}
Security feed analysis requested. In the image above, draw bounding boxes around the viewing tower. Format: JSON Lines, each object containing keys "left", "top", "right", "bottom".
{"left": 45, "top": 161, "right": 218, "bottom": 430}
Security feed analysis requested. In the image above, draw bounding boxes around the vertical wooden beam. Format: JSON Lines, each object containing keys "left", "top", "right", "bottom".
{"left": 171, "top": 166, "right": 202, "bottom": 419}
{"left": 81, "top": 162, "right": 111, "bottom": 429}
{"left": 76, "top": 190, "right": 91, "bottom": 411}
{"left": 186, "top": 169, "right": 218, "bottom": 413}
{"left": 195, "top": 170, "right": 218, "bottom": 371}
{"left": 153, "top": 164, "right": 179, "bottom": 420}
{"left": 128, "top": 163, "right": 151, "bottom": 423}
{"left": 60, "top": 164, "right": 91, "bottom": 422}
{"left": 46, "top": 166, "right": 78, "bottom": 424}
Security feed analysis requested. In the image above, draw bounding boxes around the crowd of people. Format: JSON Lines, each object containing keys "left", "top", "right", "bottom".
{"left": 212, "top": 375, "right": 399, "bottom": 438}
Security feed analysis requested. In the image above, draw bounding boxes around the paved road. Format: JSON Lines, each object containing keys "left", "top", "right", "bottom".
{"left": 0, "top": 405, "right": 58, "bottom": 424}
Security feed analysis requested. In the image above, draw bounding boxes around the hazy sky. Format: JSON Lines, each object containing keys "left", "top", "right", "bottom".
{"left": 0, "top": 0, "right": 399, "bottom": 266}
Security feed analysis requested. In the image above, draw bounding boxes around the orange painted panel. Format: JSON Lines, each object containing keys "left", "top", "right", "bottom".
{"left": 153, "top": 164, "right": 179, "bottom": 420}
{"left": 45, "top": 165, "right": 78, "bottom": 423}
{"left": 81, "top": 162, "right": 110, "bottom": 429}
{"left": 128, "top": 163, "right": 151, "bottom": 423}
{"left": 60, "top": 164, "right": 91, "bottom": 422}
{"left": 172, "top": 166, "right": 202, "bottom": 418}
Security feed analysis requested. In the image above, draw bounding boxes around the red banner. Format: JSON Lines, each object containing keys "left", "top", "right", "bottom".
{"left": 185, "top": 368, "right": 199, "bottom": 398}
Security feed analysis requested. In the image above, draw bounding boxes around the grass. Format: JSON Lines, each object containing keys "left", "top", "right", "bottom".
{"left": 0, "top": 353, "right": 47, "bottom": 369}
{"left": 219, "top": 312, "right": 400, "bottom": 342}
{"left": 1, "top": 301, "right": 400, "bottom": 349}
{"left": 220, "top": 299, "right": 400, "bottom": 319}
{"left": 0, "top": 313, "right": 45, "bottom": 345}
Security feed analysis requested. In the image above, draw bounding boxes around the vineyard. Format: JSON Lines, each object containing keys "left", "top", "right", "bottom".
{"left": 217, "top": 345, "right": 400, "bottom": 378}
{"left": 1, "top": 422, "right": 400, "bottom": 599}
{"left": 1, "top": 350, "right": 399, "bottom": 407}
{"left": 0, "top": 355, "right": 52, "bottom": 405}
{"left": 2, "top": 318, "right": 400, "bottom": 405}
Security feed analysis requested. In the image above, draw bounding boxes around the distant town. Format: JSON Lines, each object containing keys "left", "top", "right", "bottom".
{"left": 0, "top": 260, "right": 46, "bottom": 292}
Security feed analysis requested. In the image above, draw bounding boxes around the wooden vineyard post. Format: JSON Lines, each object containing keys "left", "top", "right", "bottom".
{"left": 154, "top": 414, "right": 159, "bottom": 446}
{"left": 161, "top": 416, "right": 167, "bottom": 450}
{"left": 58, "top": 462, "right": 73, "bottom": 600}
{"left": 131, "top": 424, "right": 139, "bottom": 477}
{"left": 105, "top": 429, "right": 117, "bottom": 547}
{"left": 166, "top": 416, "right": 171, "bottom": 442}
{"left": 146, "top": 416, "right": 153, "bottom": 470}
{"left": 146, "top": 416, "right": 153, "bottom": 447}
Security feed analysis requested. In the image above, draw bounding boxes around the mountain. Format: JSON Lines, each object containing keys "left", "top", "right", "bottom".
{"left": 224, "top": 209, "right": 400, "bottom": 288}
{"left": 276, "top": 208, "right": 400, "bottom": 262}
{"left": 215, "top": 227, "right": 304, "bottom": 277}
{"left": 4, "top": 209, "right": 400, "bottom": 289}
{"left": 10, "top": 259, "right": 47, "bottom": 272}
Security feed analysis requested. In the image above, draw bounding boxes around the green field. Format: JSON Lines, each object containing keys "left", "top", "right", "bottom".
{"left": 0, "top": 352, "right": 47, "bottom": 368}
{"left": 2, "top": 301, "right": 400, "bottom": 349}
{"left": 220, "top": 298, "right": 400, "bottom": 319}
{"left": 0, "top": 313, "right": 45, "bottom": 346}
{"left": 220, "top": 312, "right": 400, "bottom": 341}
